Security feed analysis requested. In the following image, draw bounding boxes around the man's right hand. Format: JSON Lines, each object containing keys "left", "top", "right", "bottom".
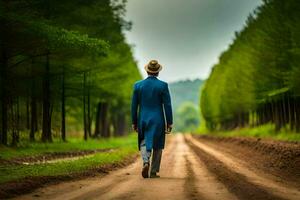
{"left": 132, "top": 124, "right": 138, "bottom": 132}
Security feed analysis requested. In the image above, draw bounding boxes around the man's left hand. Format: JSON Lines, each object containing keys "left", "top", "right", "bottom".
{"left": 132, "top": 124, "right": 138, "bottom": 132}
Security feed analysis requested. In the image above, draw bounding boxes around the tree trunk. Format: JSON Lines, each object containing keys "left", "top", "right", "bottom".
{"left": 26, "top": 96, "right": 30, "bottom": 130}
{"left": 11, "top": 103, "right": 17, "bottom": 146}
{"left": 112, "top": 113, "right": 118, "bottom": 136}
{"left": 282, "top": 95, "right": 287, "bottom": 127}
{"left": 95, "top": 102, "right": 110, "bottom": 138}
{"left": 287, "top": 95, "right": 292, "bottom": 131}
{"left": 275, "top": 100, "right": 285, "bottom": 132}
{"left": 87, "top": 80, "right": 92, "bottom": 137}
{"left": 115, "top": 113, "right": 126, "bottom": 136}
{"left": 292, "top": 97, "right": 296, "bottom": 132}
{"left": 0, "top": 0, "right": 12, "bottom": 145}
{"left": 16, "top": 97, "right": 20, "bottom": 143}
{"left": 94, "top": 102, "right": 102, "bottom": 137}
{"left": 42, "top": 53, "right": 52, "bottom": 142}
{"left": 250, "top": 110, "right": 255, "bottom": 127}
{"left": 1, "top": 50, "right": 8, "bottom": 145}
{"left": 296, "top": 98, "right": 300, "bottom": 133}
{"left": 11, "top": 98, "right": 20, "bottom": 146}
{"left": 30, "top": 59, "right": 37, "bottom": 141}
{"left": 61, "top": 68, "right": 66, "bottom": 141}
{"left": 30, "top": 95, "right": 37, "bottom": 141}
{"left": 101, "top": 103, "right": 109, "bottom": 138}
{"left": 83, "top": 72, "right": 88, "bottom": 140}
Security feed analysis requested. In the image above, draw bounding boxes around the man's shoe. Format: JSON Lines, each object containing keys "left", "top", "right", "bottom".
{"left": 150, "top": 172, "right": 160, "bottom": 178}
{"left": 142, "top": 163, "right": 149, "bottom": 178}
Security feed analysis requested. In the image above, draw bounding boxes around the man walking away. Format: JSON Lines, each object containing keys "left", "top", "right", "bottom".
{"left": 131, "top": 60, "right": 173, "bottom": 178}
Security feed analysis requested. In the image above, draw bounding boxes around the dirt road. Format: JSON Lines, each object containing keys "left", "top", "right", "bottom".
{"left": 14, "top": 134, "right": 300, "bottom": 200}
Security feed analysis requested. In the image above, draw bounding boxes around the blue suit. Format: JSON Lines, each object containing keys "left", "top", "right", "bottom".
{"left": 131, "top": 76, "right": 173, "bottom": 151}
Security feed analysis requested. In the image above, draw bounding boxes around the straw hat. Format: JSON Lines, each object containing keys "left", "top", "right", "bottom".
{"left": 144, "top": 60, "right": 162, "bottom": 73}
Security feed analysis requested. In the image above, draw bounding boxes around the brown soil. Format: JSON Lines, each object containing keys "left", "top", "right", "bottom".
{"left": 193, "top": 135, "right": 300, "bottom": 186}
{"left": 186, "top": 137, "right": 285, "bottom": 200}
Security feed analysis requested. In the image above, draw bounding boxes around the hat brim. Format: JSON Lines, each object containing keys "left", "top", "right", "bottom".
{"left": 144, "top": 64, "right": 162, "bottom": 73}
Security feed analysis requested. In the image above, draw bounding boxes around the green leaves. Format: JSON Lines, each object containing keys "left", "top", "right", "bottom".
{"left": 201, "top": 0, "right": 300, "bottom": 131}
{"left": 0, "top": 12, "right": 109, "bottom": 55}
{"left": 0, "top": 0, "right": 141, "bottom": 142}
{"left": 30, "top": 21, "right": 109, "bottom": 55}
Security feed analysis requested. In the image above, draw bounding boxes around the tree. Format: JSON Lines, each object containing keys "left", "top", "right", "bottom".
{"left": 175, "top": 102, "right": 200, "bottom": 132}
{"left": 200, "top": 0, "right": 300, "bottom": 133}
{"left": 0, "top": 0, "right": 141, "bottom": 145}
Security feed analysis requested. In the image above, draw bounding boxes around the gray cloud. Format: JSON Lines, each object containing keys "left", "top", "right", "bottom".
{"left": 125, "top": 0, "right": 262, "bottom": 82}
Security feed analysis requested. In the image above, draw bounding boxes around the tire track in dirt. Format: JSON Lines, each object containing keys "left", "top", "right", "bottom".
{"left": 194, "top": 135, "right": 300, "bottom": 187}
{"left": 184, "top": 155, "right": 205, "bottom": 200}
{"left": 192, "top": 135, "right": 300, "bottom": 188}
{"left": 185, "top": 134, "right": 298, "bottom": 200}
{"left": 181, "top": 136, "right": 237, "bottom": 200}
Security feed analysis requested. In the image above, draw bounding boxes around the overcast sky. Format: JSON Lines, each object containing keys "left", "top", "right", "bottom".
{"left": 124, "top": 0, "right": 262, "bottom": 82}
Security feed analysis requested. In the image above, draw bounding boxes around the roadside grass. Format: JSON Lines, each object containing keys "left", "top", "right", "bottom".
{"left": 0, "top": 134, "right": 138, "bottom": 184}
{"left": 0, "top": 134, "right": 137, "bottom": 159}
{"left": 196, "top": 124, "right": 300, "bottom": 142}
{"left": 0, "top": 147, "right": 136, "bottom": 184}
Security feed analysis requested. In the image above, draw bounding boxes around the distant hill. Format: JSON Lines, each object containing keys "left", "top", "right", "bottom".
{"left": 169, "top": 79, "right": 204, "bottom": 132}
{"left": 169, "top": 79, "right": 204, "bottom": 111}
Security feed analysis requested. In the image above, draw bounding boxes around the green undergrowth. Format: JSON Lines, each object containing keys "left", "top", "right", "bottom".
{"left": 0, "top": 134, "right": 137, "bottom": 159}
{"left": 196, "top": 124, "right": 300, "bottom": 142}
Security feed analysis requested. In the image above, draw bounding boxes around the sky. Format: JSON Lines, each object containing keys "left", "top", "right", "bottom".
{"left": 124, "top": 0, "right": 262, "bottom": 82}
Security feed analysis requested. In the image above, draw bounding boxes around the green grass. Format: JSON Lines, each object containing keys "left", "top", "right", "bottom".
{"left": 0, "top": 134, "right": 138, "bottom": 159}
{"left": 0, "top": 147, "right": 136, "bottom": 184}
{"left": 0, "top": 134, "right": 138, "bottom": 184}
{"left": 196, "top": 124, "right": 300, "bottom": 141}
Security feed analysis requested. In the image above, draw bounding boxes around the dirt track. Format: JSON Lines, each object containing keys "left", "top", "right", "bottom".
{"left": 13, "top": 134, "right": 300, "bottom": 200}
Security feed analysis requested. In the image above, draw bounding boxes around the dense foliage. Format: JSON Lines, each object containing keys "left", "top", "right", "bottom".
{"left": 169, "top": 79, "right": 203, "bottom": 109}
{"left": 175, "top": 102, "right": 199, "bottom": 132}
{"left": 201, "top": 0, "right": 300, "bottom": 132}
{"left": 0, "top": 0, "right": 141, "bottom": 145}
{"left": 169, "top": 79, "right": 203, "bottom": 132}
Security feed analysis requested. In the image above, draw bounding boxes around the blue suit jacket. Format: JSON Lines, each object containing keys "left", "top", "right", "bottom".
{"left": 131, "top": 76, "right": 173, "bottom": 150}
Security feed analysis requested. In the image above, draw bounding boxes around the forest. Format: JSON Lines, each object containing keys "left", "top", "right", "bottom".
{"left": 0, "top": 0, "right": 141, "bottom": 146}
{"left": 201, "top": 0, "right": 300, "bottom": 133}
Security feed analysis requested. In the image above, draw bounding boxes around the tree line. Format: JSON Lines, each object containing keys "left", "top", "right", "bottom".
{"left": 201, "top": 0, "right": 300, "bottom": 132}
{"left": 169, "top": 79, "right": 203, "bottom": 132}
{"left": 0, "top": 0, "right": 141, "bottom": 146}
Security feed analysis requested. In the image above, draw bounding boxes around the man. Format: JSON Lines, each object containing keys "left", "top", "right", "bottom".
{"left": 131, "top": 60, "right": 173, "bottom": 178}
